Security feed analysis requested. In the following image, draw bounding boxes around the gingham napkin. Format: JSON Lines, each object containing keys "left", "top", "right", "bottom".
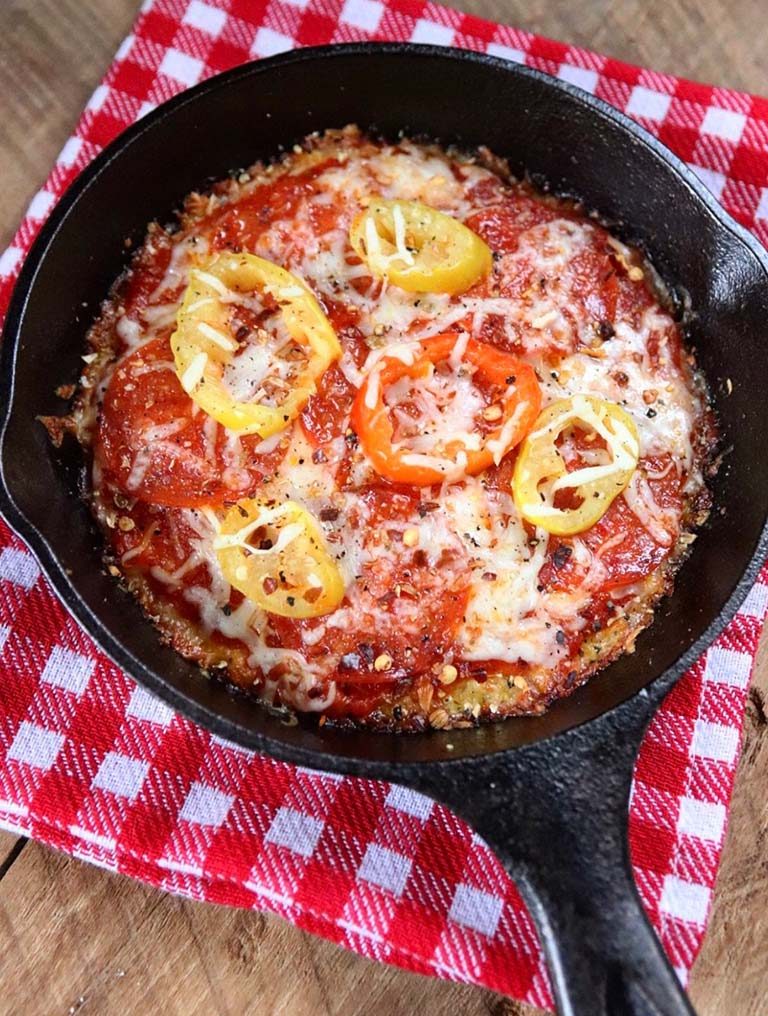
{"left": 1, "top": 1, "right": 767, "bottom": 1007}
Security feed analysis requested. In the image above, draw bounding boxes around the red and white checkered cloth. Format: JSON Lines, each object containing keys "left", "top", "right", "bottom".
{"left": 1, "top": 0, "right": 767, "bottom": 1007}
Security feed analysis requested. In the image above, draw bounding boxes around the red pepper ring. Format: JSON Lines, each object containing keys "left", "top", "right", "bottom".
{"left": 351, "top": 332, "right": 542, "bottom": 486}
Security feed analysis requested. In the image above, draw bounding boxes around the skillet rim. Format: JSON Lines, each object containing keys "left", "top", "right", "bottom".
{"left": 1, "top": 41, "right": 767, "bottom": 778}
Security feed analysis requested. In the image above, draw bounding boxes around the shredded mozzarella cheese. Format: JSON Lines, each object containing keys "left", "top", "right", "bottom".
{"left": 97, "top": 136, "right": 704, "bottom": 690}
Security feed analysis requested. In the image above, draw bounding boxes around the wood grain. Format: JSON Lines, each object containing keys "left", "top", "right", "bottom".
{"left": 0, "top": 2, "right": 766, "bottom": 1014}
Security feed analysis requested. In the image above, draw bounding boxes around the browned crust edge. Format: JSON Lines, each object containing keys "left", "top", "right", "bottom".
{"left": 47, "top": 126, "right": 718, "bottom": 733}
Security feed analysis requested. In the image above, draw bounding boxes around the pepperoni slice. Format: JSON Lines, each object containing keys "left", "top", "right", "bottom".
{"left": 540, "top": 456, "right": 683, "bottom": 591}
{"left": 468, "top": 204, "right": 632, "bottom": 342}
{"left": 466, "top": 195, "right": 560, "bottom": 251}
{"left": 269, "top": 486, "right": 471, "bottom": 714}
{"left": 569, "top": 244, "right": 619, "bottom": 326}
{"left": 300, "top": 320, "right": 366, "bottom": 448}
{"left": 106, "top": 497, "right": 199, "bottom": 573}
{"left": 121, "top": 236, "right": 173, "bottom": 315}
{"left": 300, "top": 363, "right": 357, "bottom": 447}
{"left": 205, "top": 160, "right": 338, "bottom": 252}
{"left": 96, "top": 337, "right": 286, "bottom": 507}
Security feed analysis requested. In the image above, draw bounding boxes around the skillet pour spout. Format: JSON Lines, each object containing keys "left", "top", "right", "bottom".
{"left": 1, "top": 44, "right": 768, "bottom": 1016}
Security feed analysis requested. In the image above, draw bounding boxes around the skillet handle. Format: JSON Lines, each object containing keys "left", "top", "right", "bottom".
{"left": 416, "top": 694, "right": 697, "bottom": 1016}
{"left": 506, "top": 820, "right": 697, "bottom": 1016}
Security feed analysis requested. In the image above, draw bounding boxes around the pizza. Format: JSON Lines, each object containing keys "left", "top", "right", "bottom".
{"left": 56, "top": 126, "right": 715, "bottom": 731}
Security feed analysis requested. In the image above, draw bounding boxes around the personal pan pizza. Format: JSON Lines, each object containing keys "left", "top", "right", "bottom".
{"left": 47, "top": 126, "right": 716, "bottom": 731}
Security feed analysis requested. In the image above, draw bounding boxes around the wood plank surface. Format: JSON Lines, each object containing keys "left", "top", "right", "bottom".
{"left": 0, "top": 1, "right": 766, "bottom": 1013}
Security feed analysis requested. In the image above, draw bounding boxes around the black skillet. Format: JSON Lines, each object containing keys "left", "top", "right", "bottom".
{"left": 2, "top": 43, "right": 768, "bottom": 1016}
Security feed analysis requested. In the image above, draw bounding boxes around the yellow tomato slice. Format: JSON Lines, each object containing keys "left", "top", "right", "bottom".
{"left": 349, "top": 198, "right": 492, "bottom": 295}
{"left": 512, "top": 395, "right": 640, "bottom": 536}
{"left": 213, "top": 498, "right": 345, "bottom": 618}
{"left": 171, "top": 253, "right": 341, "bottom": 437}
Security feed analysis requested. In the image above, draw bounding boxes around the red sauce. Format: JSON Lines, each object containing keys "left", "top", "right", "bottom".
{"left": 90, "top": 138, "right": 702, "bottom": 724}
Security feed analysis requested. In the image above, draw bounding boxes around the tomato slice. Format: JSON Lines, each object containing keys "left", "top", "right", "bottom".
{"left": 350, "top": 199, "right": 492, "bottom": 295}
{"left": 351, "top": 332, "right": 541, "bottom": 486}
{"left": 96, "top": 337, "right": 285, "bottom": 507}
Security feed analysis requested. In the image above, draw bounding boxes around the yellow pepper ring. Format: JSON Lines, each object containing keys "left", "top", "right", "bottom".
{"left": 512, "top": 394, "right": 640, "bottom": 536}
{"left": 349, "top": 198, "right": 492, "bottom": 295}
{"left": 171, "top": 253, "right": 341, "bottom": 437}
{"left": 214, "top": 498, "right": 345, "bottom": 618}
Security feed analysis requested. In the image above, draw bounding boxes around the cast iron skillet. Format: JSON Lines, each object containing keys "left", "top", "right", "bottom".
{"left": 2, "top": 43, "right": 768, "bottom": 1016}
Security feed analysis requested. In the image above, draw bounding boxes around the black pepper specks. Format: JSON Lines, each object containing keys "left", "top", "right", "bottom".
{"left": 357, "top": 643, "right": 375, "bottom": 665}
{"left": 552, "top": 545, "right": 573, "bottom": 570}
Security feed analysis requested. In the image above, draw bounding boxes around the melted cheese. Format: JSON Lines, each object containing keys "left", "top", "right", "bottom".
{"left": 95, "top": 135, "right": 705, "bottom": 695}
{"left": 386, "top": 364, "right": 485, "bottom": 454}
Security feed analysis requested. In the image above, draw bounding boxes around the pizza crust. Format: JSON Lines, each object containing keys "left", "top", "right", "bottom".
{"left": 64, "top": 127, "right": 716, "bottom": 732}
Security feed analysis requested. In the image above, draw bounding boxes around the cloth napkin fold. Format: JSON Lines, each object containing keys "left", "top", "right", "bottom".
{"left": 1, "top": 0, "right": 767, "bottom": 1007}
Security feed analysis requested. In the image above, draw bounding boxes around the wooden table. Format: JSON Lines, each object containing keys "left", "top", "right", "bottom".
{"left": 1, "top": 2, "right": 766, "bottom": 1012}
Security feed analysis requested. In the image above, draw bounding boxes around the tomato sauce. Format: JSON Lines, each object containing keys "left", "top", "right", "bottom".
{"left": 85, "top": 132, "right": 709, "bottom": 728}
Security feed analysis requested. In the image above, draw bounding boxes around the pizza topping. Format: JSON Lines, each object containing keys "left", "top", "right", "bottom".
{"left": 349, "top": 198, "right": 492, "bottom": 294}
{"left": 81, "top": 130, "right": 711, "bottom": 728}
{"left": 96, "top": 337, "right": 287, "bottom": 507}
{"left": 171, "top": 253, "right": 341, "bottom": 436}
{"left": 351, "top": 332, "right": 541, "bottom": 485}
{"left": 512, "top": 395, "right": 640, "bottom": 535}
{"left": 214, "top": 498, "right": 345, "bottom": 618}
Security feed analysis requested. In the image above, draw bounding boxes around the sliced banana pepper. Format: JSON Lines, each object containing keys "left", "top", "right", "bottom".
{"left": 214, "top": 498, "right": 345, "bottom": 618}
{"left": 171, "top": 253, "right": 341, "bottom": 436}
{"left": 349, "top": 198, "right": 492, "bottom": 295}
{"left": 512, "top": 394, "right": 640, "bottom": 535}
